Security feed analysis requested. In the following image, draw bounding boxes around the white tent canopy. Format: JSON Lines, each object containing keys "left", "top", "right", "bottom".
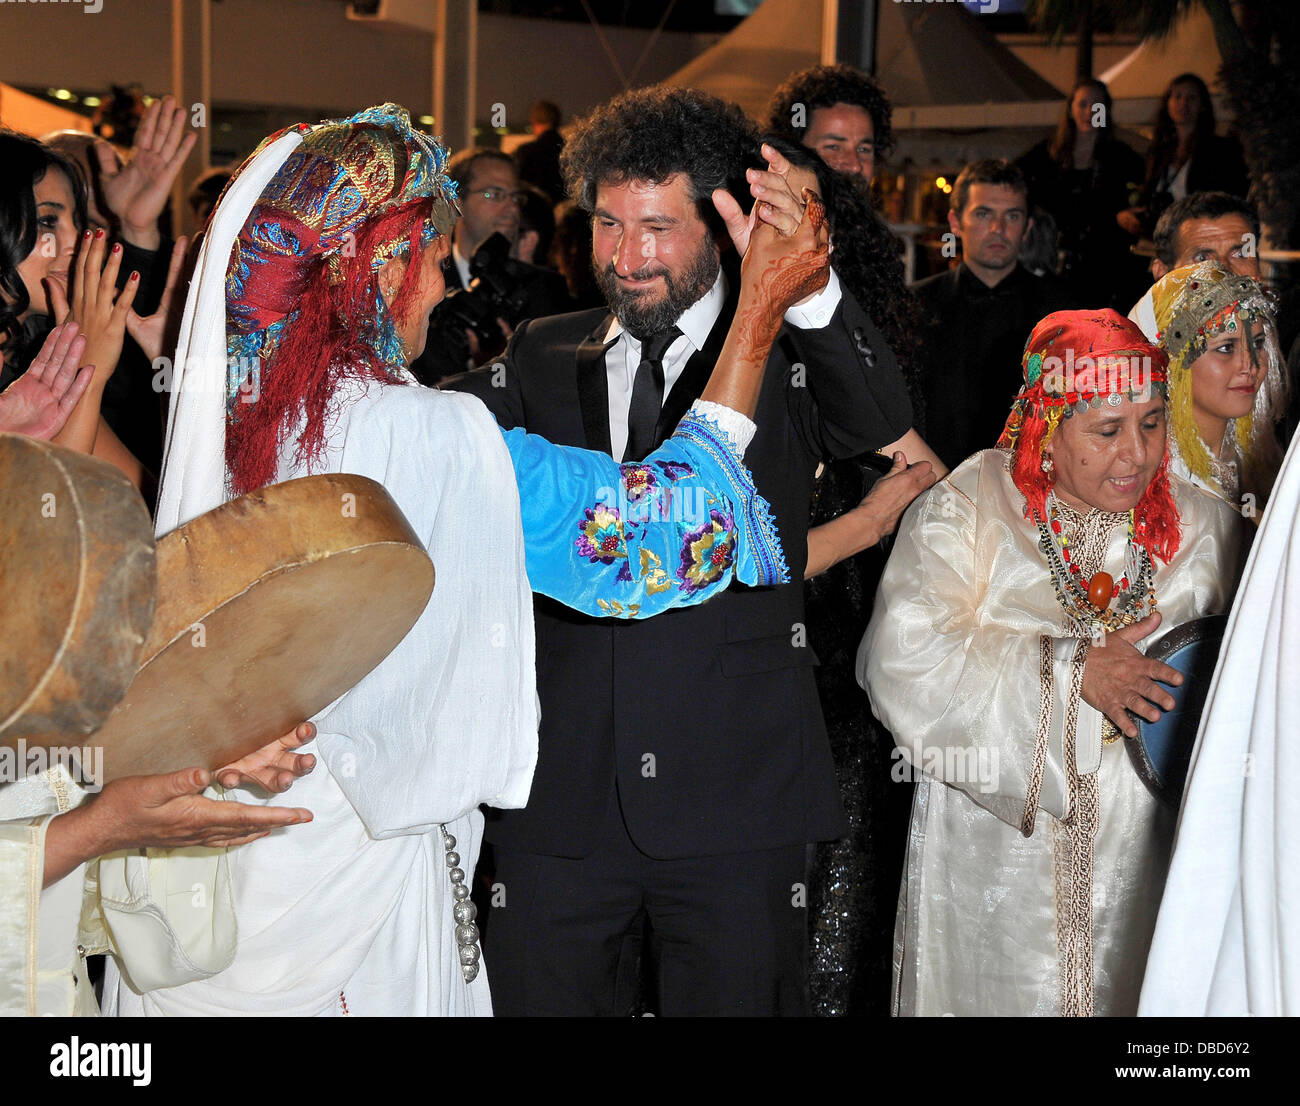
{"left": 659, "top": 0, "right": 1060, "bottom": 126}
{"left": 1099, "top": 7, "right": 1224, "bottom": 100}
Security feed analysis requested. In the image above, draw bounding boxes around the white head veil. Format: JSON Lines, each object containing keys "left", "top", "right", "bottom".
{"left": 154, "top": 130, "right": 303, "bottom": 536}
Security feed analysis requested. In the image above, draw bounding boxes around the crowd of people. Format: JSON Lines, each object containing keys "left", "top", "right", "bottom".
{"left": 0, "top": 59, "right": 1292, "bottom": 1019}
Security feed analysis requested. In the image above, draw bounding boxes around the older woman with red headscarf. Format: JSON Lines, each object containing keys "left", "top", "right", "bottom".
{"left": 859, "top": 310, "right": 1242, "bottom": 1017}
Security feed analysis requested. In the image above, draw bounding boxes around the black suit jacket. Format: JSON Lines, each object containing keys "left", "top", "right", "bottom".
{"left": 911, "top": 263, "right": 1078, "bottom": 470}
{"left": 445, "top": 284, "right": 912, "bottom": 859}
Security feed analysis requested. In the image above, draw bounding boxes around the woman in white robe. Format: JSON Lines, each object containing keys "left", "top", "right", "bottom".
{"left": 860, "top": 309, "right": 1240, "bottom": 1016}
{"left": 103, "top": 105, "right": 829, "bottom": 1017}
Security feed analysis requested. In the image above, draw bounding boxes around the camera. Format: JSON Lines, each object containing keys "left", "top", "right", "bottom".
{"left": 434, "top": 232, "right": 543, "bottom": 350}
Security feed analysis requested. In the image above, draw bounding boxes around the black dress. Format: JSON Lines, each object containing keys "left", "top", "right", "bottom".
{"left": 805, "top": 455, "right": 916, "bottom": 1015}
{"left": 1017, "top": 136, "right": 1148, "bottom": 311}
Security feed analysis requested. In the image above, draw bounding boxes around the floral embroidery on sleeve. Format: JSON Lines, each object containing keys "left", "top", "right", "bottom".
{"left": 621, "top": 464, "right": 658, "bottom": 504}
{"left": 677, "top": 509, "right": 738, "bottom": 594}
{"left": 576, "top": 505, "right": 627, "bottom": 564}
{"left": 575, "top": 458, "right": 735, "bottom": 611}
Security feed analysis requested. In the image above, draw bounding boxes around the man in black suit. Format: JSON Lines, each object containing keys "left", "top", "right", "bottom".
{"left": 445, "top": 88, "right": 924, "bottom": 1016}
{"left": 514, "top": 99, "right": 566, "bottom": 204}
{"left": 912, "top": 159, "right": 1077, "bottom": 471}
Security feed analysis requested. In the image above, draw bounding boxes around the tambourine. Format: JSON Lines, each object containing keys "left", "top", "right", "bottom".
{"left": 1128, "top": 614, "right": 1227, "bottom": 807}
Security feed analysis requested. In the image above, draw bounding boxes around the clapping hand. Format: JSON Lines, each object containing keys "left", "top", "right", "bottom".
{"left": 47, "top": 229, "right": 139, "bottom": 387}
{"left": 0, "top": 322, "right": 92, "bottom": 439}
{"left": 125, "top": 236, "right": 188, "bottom": 364}
{"left": 96, "top": 94, "right": 197, "bottom": 252}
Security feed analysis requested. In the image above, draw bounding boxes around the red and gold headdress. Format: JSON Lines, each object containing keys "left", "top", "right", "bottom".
{"left": 222, "top": 104, "right": 460, "bottom": 495}
{"left": 998, "top": 309, "right": 1181, "bottom": 563}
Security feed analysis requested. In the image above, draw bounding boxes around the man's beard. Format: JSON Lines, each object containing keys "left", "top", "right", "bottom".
{"left": 594, "top": 237, "right": 719, "bottom": 341}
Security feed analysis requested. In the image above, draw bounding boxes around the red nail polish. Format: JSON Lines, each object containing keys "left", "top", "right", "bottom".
{"left": 83, "top": 229, "right": 91, "bottom": 240}
{"left": 112, "top": 243, "right": 122, "bottom": 254}
{"left": 94, "top": 228, "right": 105, "bottom": 240}
{"left": 130, "top": 271, "right": 140, "bottom": 281}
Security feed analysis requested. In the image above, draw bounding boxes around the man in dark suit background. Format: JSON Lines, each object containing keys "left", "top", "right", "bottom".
{"left": 445, "top": 88, "right": 924, "bottom": 1016}
{"left": 514, "top": 99, "right": 566, "bottom": 205}
{"left": 411, "top": 147, "right": 569, "bottom": 385}
{"left": 912, "top": 159, "right": 1077, "bottom": 471}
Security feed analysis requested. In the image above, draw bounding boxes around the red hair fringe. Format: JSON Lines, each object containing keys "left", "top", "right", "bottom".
{"left": 226, "top": 198, "right": 434, "bottom": 495}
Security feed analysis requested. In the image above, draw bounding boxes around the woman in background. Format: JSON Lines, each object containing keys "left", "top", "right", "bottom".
{"left": 1119, "top": 73, "right": 1249, "bottom": 238}
{"left": 1018, "top": 78, "right": 1145, "bottom": 309}
{"left": 1138, "top": 261, "right": 1285, "bottom": 512}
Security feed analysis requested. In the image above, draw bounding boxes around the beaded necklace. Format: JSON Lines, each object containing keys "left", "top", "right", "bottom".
{"left": 1034, "top": 493, "right": 1157, "bottom": 634}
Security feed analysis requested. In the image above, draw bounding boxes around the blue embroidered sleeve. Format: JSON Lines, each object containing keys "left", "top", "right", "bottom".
{"left": 502, "top": 409, "right": 788, "bottom": 618}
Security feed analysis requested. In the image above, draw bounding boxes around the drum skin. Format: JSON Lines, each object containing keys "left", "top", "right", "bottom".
{"left": 92, "top": 472, "right": 434, "bottom": 782}
{"left": 0, "top": 433, "right": 156, "bottom": 745}
{"left": 1129, "top": 615, "right": 1227, "bottom": 807}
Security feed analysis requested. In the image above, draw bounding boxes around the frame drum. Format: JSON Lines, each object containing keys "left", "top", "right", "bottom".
{"left": 0, "top": 434, "right": 155, "bottom": 745}
{"left": 1128, "top": 614, "right": 1228, "bottom": 807}
{"left": 92, "top": 472, "right": 434, "bottom": 783}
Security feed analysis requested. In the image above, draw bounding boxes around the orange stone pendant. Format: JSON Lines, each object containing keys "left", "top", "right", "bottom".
{"left": 1088, "top": 571, "right": 1115, "bottom": 609}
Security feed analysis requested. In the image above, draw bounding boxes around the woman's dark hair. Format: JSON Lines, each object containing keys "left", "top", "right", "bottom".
{"left": 1147, "top": 73, "right": 1217, "bottom": 181}
{"left": 1049, "top": 78, "right": 1115, "bottom": 170}
{"left": 0, "top": 130, "right": 86, "bottom": 369}
{"left": 760, "top": 134, "right": 923, "bottom": 426}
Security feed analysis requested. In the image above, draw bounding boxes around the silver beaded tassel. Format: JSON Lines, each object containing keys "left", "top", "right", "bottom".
{"left": 441, "top": 826, "right": 481, "bottom": 983}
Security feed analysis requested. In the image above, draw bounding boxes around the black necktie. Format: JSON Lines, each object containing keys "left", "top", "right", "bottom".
{"left": 623, "top": 327, "right": 680, "bottom": 462}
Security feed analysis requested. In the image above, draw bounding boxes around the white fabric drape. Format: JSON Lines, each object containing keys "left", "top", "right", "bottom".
{"left": 1140, "top": 430, "right": 1300, "bottom": 1016}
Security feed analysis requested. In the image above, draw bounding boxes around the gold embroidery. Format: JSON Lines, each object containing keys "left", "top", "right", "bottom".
{"left": 639, "top": 547, "right": 671, "bottom": 595}
{"left": 1023, "top": 635, "right": 1054, "bottom": 836}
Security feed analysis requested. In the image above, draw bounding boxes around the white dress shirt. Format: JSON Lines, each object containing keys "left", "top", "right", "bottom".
{"left": 603, "top": 268, "right": 843, "bottom": 460}
{"left": 452, "top": 240, "right": 473, "bottom": 290}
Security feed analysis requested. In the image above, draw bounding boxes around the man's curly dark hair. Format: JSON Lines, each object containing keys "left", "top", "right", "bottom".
{"left": 765, "top": 64, "right": 895, "bottom": 164}
{"left": 561, "top": 87, "right": 760, "bottom": 238}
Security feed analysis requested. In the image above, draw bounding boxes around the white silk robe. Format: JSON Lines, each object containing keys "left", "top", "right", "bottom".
{"left": 859, "top": 449, "right": 1240, "bottom": 1016}
{"left": 1, "top": 766, "right": 238, "bottom": 1016}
